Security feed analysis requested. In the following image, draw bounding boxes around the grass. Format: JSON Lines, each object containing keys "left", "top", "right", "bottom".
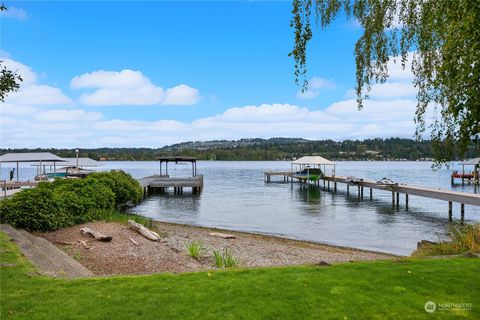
{"left": 413, "top": 223, "right": 480, "bottom": 257}
{"left": 213, "top": 248, "right": 238, "bottom": 268}
{"left": 1, "top": 232, "right": 479, "bottom": 319}
{"left": 213, "top": 249, "right": 223, "bottom": 267}
{"left": 96, "top": 210, "right": 153, "bottom": 228}
{"left": 184, "top": 241, "right": 204, "bottom": 259}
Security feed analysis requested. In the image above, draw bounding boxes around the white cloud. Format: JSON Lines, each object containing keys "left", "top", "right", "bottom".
{"left": 2, "top": 58, "right": 73, "bottom": 106}
{"left": 7, "top": 85, "right": 73, "bottom": 106}
{"left": 370, "top": 82, "right": 416, "bottom": 99}
{"left": 162, "top": 84, "right": 200, "bottom": 105}
{"left": 71, "top": 69, "right": 151, "bottom": 90}
{"left": 0, "top": 7, "right": 28, "bottom": 21}
{"left": 71, "top": 69, "right": 201, "bottom": 106}
{"left": 296, "top": 77, "right": 336, "bottom": 99}
{"left": 35, "top": 109, "right": 102, "bottom": 122}
{"left": 0, "top": 104, "right": 36, "bottom": 116}
{"left": 0, "top": 99, "right": 422, "bottom": 148}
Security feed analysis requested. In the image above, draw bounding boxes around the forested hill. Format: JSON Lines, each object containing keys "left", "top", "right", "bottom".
{"left": 1, "top": 138, "right": 478, "bottom": 161}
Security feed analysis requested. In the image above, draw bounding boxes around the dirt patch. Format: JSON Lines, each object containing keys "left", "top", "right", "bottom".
{"left": 38, "top": 221, "right": 394, "bottom": 276}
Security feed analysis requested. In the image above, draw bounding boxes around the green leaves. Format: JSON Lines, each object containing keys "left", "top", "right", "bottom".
{"left": 0, "top": 170, "right": 140, "bottom": 231}
{"left": 0, "top": 62, "right": 22, "bottom": 102}
{"left": 291, "top": 0, "right": 480, "bottom": 165}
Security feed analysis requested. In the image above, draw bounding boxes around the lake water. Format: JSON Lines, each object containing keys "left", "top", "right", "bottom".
{"left": 2, "top": 161, "right": 479, "bottom": 255}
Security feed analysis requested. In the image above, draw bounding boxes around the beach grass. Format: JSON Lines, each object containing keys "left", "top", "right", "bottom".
{"left": 1, "top": 231, "right": 479, "bottom": 319}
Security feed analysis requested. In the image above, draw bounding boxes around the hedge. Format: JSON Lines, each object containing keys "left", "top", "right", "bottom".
{"left": 0, "top": 170, "right": 142, "bottom": 231}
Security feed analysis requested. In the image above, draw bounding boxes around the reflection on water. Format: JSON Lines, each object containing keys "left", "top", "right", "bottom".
{"left": 2, "top": 160, "right": 478, "bottom": 255}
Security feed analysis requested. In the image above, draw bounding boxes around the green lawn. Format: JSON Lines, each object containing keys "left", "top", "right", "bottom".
{"left": 1, "top": 231, "right": 479, "bottom": 319}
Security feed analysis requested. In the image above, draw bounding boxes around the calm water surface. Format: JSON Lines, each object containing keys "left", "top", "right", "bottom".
{"left": 3, "top": 161, "right": 479, "bottom": 255}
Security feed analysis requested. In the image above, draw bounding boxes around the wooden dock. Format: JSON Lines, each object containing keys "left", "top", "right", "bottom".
{"left": 138, "top": 175, "right": 203, "bottom": 195}
{"left": 264, "top": 171, "right": 293, "bottom": 183}
{"left": 264, "top": 172, "right": 480, "bottom": 222}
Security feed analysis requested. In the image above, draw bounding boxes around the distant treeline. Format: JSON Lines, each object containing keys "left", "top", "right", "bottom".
{"left": 1, "top": 138, "right": 478, "bottom": 161}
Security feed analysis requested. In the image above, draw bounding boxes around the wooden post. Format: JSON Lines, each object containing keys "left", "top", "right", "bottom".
{"left": 448, "top": 201, "right": 453, "bottom": 221}
{"left": 347, "top": 185, "right": 349, "bottom": 195}
{"left": 334, "top": 182, "right": 337, "bottom": 193}
{"left": 369, "top": 188, "right": 372, "bottom": 200}
{"left": 361, "top": 186, "right": 364, "bottom": 200}
{"left": 392, "top": 191, "right": 395, "bottom": 207}
{"left": 461, "top": 203, "right": 465, "bottom": 224}
{"left": 396, "top": 192, "right": 400, "bottom": 209}
{"left": 357, "top": 185, "right": 360, "bottom": 199}
{"left": 405, "top": 194, "right": 409, "bottom": 211}
{"left": 327, "top": 181, "right": 330, "bottom": 191}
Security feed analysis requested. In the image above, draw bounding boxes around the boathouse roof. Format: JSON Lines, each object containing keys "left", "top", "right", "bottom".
{"left": 0, "top": 152, "right": 67, "bottom": 163}
{"left": 30, "top": 158, "right": 104, "bottom": 167}
{"left": 292, "top": 156, "right": 335, "bottom": 165}
{"left": 157, "top": 156, "right": 197, "bottom": 163}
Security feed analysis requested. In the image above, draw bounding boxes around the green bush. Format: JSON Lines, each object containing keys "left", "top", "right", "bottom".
{"left": 0, "top": 185, "right": 68, "bottom": 231}
{"left": 0, "top": 171, "right": 139, "bottom": 231}
{"left": 86, "top": 171, "right": 142, "bottom": 206}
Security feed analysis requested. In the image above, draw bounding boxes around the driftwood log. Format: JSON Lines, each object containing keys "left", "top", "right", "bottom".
{"left": 80, "top": 226, "right": 113, "bottom": 242}
{"left": 128, "top": 220, "right": 161, "bottom": 241}
{"left": 209, "top": 232, "right": 236, "bottom": 239}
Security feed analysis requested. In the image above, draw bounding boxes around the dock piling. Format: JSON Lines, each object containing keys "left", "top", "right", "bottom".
{"left": 448, "top": 202, "right": 453, "bottom": 221}
{"left": 461, "top": 204, "right": 465, "bottom": 223}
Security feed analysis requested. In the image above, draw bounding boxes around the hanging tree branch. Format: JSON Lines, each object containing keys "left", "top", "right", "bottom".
{"left": 290, "top": 0, "right": 480, "bottom": 167}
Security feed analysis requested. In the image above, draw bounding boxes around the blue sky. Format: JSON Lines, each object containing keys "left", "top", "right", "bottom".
{"left": 1, "top": 1, "right": 419, "bottom": 148}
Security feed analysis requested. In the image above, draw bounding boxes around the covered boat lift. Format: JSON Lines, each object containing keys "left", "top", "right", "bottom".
{"left": 291, "top": 156, "right": 336, "bottom": 184}
{"left": 0, "top": 152, "right": 67, "bottom": 181}
{"left": 31, "top": 157, "right": 104, "bottom": 177}
{"left": 158, "top": 156, "right": 198, "bottom": 177}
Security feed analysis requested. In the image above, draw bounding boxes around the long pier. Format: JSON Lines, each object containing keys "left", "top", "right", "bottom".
{"left": 138, "top": 175, "right": 203, "bottom": 195}
{"left": 265, "top": 171, "right": 480, "bottom": 222}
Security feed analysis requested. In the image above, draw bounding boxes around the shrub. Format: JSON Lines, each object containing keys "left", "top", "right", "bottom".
{"left": 185, "top": 241, "right": 203, "bottom": 259}
{"left": 0, "top": 178, "right": 115, "bottom": 231}
{"left": 413, "top": 223, "right": 480, "bottom": 257}
{"left": 86, "top": 171, "right": 142, "bottom": 206}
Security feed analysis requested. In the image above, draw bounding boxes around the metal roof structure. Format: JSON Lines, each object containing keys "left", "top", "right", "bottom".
{"left": 291, "top": 156, "right": 335, "bottom": 166}
{"left": 30, "top": 158, "right": 104, "bottom": 168}
{"left": 157, "top": 157, "right": 198, "bottom": 177}
{"left": 157, "top": 156, "right": 197, "bottom": 162}
{"left": 0, "top": 152, "right": 66, "bottom": 163}
{"left": 0, "top": 152, "right": 67, "bottom": 181}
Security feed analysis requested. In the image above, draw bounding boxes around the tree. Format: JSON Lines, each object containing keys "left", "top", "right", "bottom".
{"left": 0, "top": 4, "right": 23, "bottom": 102}
{"left": 290, "top": 0, "right": 479, "bottom": 166}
